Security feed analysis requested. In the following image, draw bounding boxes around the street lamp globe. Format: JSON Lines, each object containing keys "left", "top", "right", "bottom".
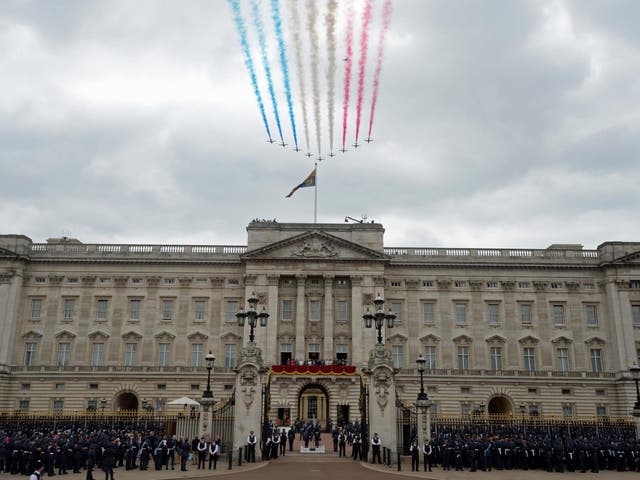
{"left": 416, "top": 354, "right": 426, "bottom": 373}
{"left": 205, "top": 350, "right": 216, "bottom": 370}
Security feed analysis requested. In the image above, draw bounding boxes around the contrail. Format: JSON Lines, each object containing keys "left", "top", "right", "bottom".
{"left": 355, "top": 0, "right": 373, "bottom": 144}
{"left": 228, "top": 0, "right": 272, "bottom": 141}
{"left": 288, "top": 0, "right": 310, "bottom": 154}
{"left": 341, "top": 0, "right": 354, "bottom": 150}
{"left": 306, "top": 0, "right": 322, "bottom": 156}
{"left": 251, "top": 0, "right": 284, "bottom": 144}
{"left": 271, "top": 0, "right": 298, "bottom": 149}
{"left": 325, "top": 0, "right": 338, "bottom": 155}
{"left": 367, "top": 0, "right": 393, "bottom": 140}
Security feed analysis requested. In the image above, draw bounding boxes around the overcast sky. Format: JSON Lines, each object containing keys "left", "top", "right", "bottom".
{"left": 1, "top": 0, "right": 638, "bottom": 249}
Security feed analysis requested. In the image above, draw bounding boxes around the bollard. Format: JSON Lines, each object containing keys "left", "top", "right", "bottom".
{"left": 397, "top": 452, "right": 400, "bottom": 471}
{"left": 381, "top": 447, "right": 386, "bottom": 464}
{"left": 228, "top": 451, "right": 232, "bottom": 470}
{"left": 238, "top": 447, "right": 242, "bottom": 466}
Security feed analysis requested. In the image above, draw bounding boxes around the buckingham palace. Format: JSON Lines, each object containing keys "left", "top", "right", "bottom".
{"left": 1, "top": 221, "right": 639, "bottom": 422}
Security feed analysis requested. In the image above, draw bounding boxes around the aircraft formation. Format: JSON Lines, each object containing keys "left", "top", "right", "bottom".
{"left": 228, "top": 0, "right": 394, "bottom": 163}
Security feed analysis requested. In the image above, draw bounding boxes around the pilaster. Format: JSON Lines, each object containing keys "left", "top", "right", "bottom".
{"left": 295, "top": 275, "right": 306, "bottom": 360}
{"left": 233, "top": 343, "right": 266, "bottom": 454}
{"left": 266, "top": 275, "right": 280, "bottom": 365}
{"left": 365, "top": 344, "right": 397, "bottom": 455}
{"left": 350, "top": 276, "right": 364, "bottom": 366}
{"left": 323, "top": 275, "right": 334, "bottom": 360}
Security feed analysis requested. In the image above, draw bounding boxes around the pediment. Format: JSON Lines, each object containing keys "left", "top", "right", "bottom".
{"left": 518, "top": 335, "right": 540, "bottom": 345}
{"left": 121, "top": 330, "right": 143, "bottom": 340}
{"left": 452, "top": 334, "right": 473, "bottom": 344}
{"left": 154, "top": 330, "right": 176, "bottom": 340}
{"left": 21, "top": 330, "right": 43, "bottom": 340}
{"left": 88, "top": 330, "right": 110, "bottom": 340}
{"left": 187, "top": 331, "right": 209, "bottom": 341}
{"left": 220, "top": 332, "right": 242, "bottom": 342}
{"left": 551, "top": 335, "right": 573, "bottom": 345}
{"left": 54, "top": 329, "right": 77, "bottom": 339}
{"left": 610, "top": 250, "right": 640, "bottom": 265}
{"left": 242, "top": 230, "right": 387, "bottom": 261}
{"left": 420, "top": 334, "right": 441, "bottom": 344}
{"left": 585, "top": 336, "right": 607, "bottom": 346}
{"left": 387, "top": 333, "right": 408, "bottom": 342}
{"left": 485, "top": 334, "right": 507, "bottom": 344}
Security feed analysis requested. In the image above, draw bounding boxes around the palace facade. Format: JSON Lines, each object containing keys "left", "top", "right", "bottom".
{"left": 1, "top": 221, "right": 640, "bottom": 422}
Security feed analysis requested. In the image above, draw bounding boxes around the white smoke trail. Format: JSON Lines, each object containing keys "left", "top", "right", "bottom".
{"left": 325, "top": 0, "right": 337, "bottom": 155}
{"left": 287, "top": 0, "right": 310, "bottom": 154}
{"left": 306, "top": 0, "right": 321, "bottom": 156}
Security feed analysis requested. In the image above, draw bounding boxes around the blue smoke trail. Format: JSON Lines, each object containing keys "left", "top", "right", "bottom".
{"left": 251, "top": 0, "right": 284, "bottom": 144}
{"left": 228, "top": 0, "right": 272, "bottom": 141}
{"left": 270, "top": 0, "right": 298, "bottom": 149}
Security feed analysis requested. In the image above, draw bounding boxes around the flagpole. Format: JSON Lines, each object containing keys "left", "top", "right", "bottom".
{"left": 314, "top": 162, "right": 318, "bottom": 223}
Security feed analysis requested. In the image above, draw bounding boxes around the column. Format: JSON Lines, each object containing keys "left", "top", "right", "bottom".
{"left": 416, "top": 402, "right": 432, "bottom": 446}
{"left": 366, "top": 349, "right": 397, "bottom": 456}
{"left": 323, "top": 276, "right": 334, "bottom": 360}
{"left": 295, "top": 275, "right": 306, "bottom": 360}
{"left": 0, "top": 268, "right": 24, "bottom": 410}
{"left": 266, "top": 275, "right": 280, "bottom": 365}
{"left": 350, "top": 276, "right": 364, "bottom": 366}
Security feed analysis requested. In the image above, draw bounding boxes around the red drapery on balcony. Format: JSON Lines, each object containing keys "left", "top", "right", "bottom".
{"left": 270, "top": 365, "right": 357, "bottom": 375}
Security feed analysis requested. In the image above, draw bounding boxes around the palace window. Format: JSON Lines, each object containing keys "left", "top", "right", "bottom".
{"left": 225, "top": 300, "right": 238, "bottom": 322}
{"left": 53, "top": 400, "right": 64, "bottom": 411}
{"left": 57, "top": 342, "right": 71, "bottom": 366}
{"left": 523, "top": 347, "right": 536, "bottom": 371}
{"left": 336, "top": 344, "right": 348, "bottom": 363}
{"left": 194, "top": 300, "right": 206, "bottom": 321}
{"left": 224, "top": 344, "right": 237, "bottom": 370}
{"left": 596, "top": 405, "right": 608, "bottom": 417}
{"left": 585, "top": 305, "right": 598, "bottom": 326}
{"left": 308, "top": 343, "right": 320, "bottom": 362}
{"left": 30, "top": 299, "right": 42, "bottom": 320}
{"left": 553, "top": 304, "right": 565, "bottom": 325}
{"left": 63, "top": 299, "right": 75, "bottom": 321}
{"left": 336, "top": 300, "right": 348, "bottom": 322}
{"left": 158, "top": 343, "right": 171, "bottom": 366}
{"left": 520, "top": 303, "right": 532, "bottom": 325}
{"left": 490, "top": 347, "right": 503, "bottom": 370}
{"left": 96, "top": 300, "right": 108, "bottom": 320}
{"left": 191, "top": 343, "right": 203, "bottom": 367}
{"left": 309, "top": 300, "right": 321, "bottom": 321}
{"left": 487, "top": 303, "right": 500, "bottom": 325}
{"left": 556, "top": 347, "right": 569, "bottom": 372}
{"left": 91, "top": 343, "right": 104, "bottom": 366}
{"left": 590, "top": 348, "right": 603, "bottom": 372}
{"left": 124, "top": 343, "right": 137, "bottom": 366}
{"left": 162, "top": 300, "right": 174, "bottom": 320}
{"left": 19, "top": 400, "right": 29, "bottom": 411}
{"left": 423, "top": 346, "right": 437, "bottom": 369}
{"left": 422, "top": 302, "right": 435, "bottom": 325}
{"left": 24, "top": 343, "right": 36, "bottom": 366}
{"left": 391, "top": 345, "right": 404, "bottom": 369}
{"left": 457, "top": 346, "right": 470, "bottom": 370}
{"left": 518, "top": 282, "right": 530, "bottom": 288}
{"left": 562, "top": 403, "right": 574, "bottom": 417}
{"left": 455, "top": 303, "right": 467, "bottom": 325}
{"left": 281, "top": 300, "right": 293, "bottom": 321}
{"left": 129, "top": 300, "right": 141, "bottom": 321}
{"left": 280, "top": 343, "right": 292, "bottom": 365}
{"left": 390, "top": 302, "right": 402, "bottom": 323}
{"left": 632, "top": 304, "right": 640, "bottom": 326}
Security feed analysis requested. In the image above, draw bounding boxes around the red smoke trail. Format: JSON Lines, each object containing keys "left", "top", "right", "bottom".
{"left": 354, "top": 0, "right": 373, "bottom": 145}
{"left": 367, "top": 0, "right": 393, "bottom": 140}
{"left": 341, "top": 0, "right": 354, "bottom": 151}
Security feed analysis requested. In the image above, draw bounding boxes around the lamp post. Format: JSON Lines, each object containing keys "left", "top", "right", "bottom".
{"left": 200, "top": 351, "right": 216, "bottom": 439}
{"left": 415, "top": 355, "right": 432, "bottom": 446}
{"left": 416, "top": 355, "right": 428, "bottom": 403}
{"left": 362, "top": 293, "right": 396, "bottom": 344}
{"left": 203, "top": 351, "right": 216, "bottom": 399}
{"left": 236, "top": 292, "right": 270, "bottom": 344}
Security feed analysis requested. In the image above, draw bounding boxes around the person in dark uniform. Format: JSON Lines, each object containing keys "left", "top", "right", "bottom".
{"left": 102, "top": 439, "right": 117, "bottom": 480}
{"left": 270, "top": 432, "right": 279, "bottom": 459}
{"left": 338, "top": 431, "right": 346, "bottom": 457}
{"left": 179, "top": 439, "right": 190, "bottom": 471}
{"left": 280, "top": 430, "right": 287, "bottom": 456}
{"left": 351, "top": 434, "right": 361, "bottom": 461}
{"left": 196, "top": 438, "right": 206, "bottom": 469}
{"left": 287, "top": 428, "right": 295, "bottom": 452}
{"left": 410, "top": 440, "right": 420, "bottom": 471}
{"left": 166, "top": 436, "right": 175, "bottom": 470}
{"left": 371, "top": 433, "right": 382, "bottom": 464}
{"left": 208, "top": 439, "right": 219, "bottom": 470}
{"left": 86, "top": 446, "right": 96, "bottom": 480}
{"left": 332, "top": 428, "right": 339, "bottom": 452}
{"left": 422, "top": 439, "right": 433, "bottom": 472}
{"left": 246, "top": 431, "right": 257, "bottom": 462}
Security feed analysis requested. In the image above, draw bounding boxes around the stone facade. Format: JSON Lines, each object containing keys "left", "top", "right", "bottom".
{"left": 1, "top": 222, "right": 640, "bottom": 420}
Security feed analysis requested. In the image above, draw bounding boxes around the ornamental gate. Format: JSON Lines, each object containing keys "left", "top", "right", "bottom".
{"left": 396, "top": 398, "right": 417, "bottom": 455}
{"left": 359, "top": 375, "right": 370, "bottom": 459}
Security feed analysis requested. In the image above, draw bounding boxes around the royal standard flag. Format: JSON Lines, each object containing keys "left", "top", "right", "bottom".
{"left": 285, "top": 168, "right": 316, "bottom": 198}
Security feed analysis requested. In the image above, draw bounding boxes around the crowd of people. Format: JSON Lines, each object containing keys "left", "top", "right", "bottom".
{"left": 282, "top": 358, "right": 351, "bottom": 367}
{"left": 409, "top": 426, "right": 640, "bottom": 473}
{"left": 0, "top": 420, "right": 225, "bottom": 480}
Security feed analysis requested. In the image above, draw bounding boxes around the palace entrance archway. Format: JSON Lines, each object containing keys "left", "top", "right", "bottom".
{"left": 114, "top": 391, "right": 139, "bottom": 411}
{"left": 488, "top": 395, "right": 512, "bottom": 415}
{"left": 298, "top": 384, "right": 329, "bottom": 426}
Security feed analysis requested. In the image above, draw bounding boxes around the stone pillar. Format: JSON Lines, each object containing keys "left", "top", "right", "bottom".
{"left": 350, "top": 276, "right": 364, "bottom": 365}
{"left": 323, "top": 276, "right": 334, "bottom": 360}
{"left": 0, "top": 267, "right": 24, "bottom": 409}
{"left": 294, "top": 275, "right": 306, "bottom": 360}
{"left": 266, "top": 275, "right": 280, "bottom": 365}
{"left": 365, "top": 344, "right": 397, "bottom": 459}
{"left": 199, "top": 396, "right": 215, "bottom": 441}
{"left": 233, "top": 342, "right": 266, "bottom": 456}
{"left": 416, "top": 399, "right": 432, "bottom": 446}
